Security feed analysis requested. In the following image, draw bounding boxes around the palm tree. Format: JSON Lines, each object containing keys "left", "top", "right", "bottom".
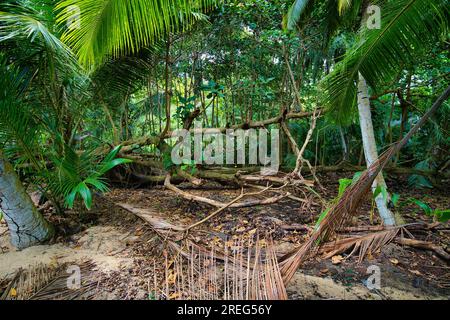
{"left": 0, "top": 55, "right": 55, "bottom": 249}
{"left": 285, "top": 0, "right": 448, "bottom": 226}
{"left": 0, "top": 151, "right": 54, "bottom": 249}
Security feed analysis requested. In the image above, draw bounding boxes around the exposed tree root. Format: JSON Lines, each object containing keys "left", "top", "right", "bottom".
{"left": 395, "top": 237, "right": 450, "bottom": 261}
{"left": 164, "top": 174, "right": 290, "bottom": 209}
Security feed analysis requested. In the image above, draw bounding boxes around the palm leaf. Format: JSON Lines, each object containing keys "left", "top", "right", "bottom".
{"left": 284, "top": 0, "right": 312, "bottom": 30}
{"left": 0, "top": 10, "right": 77, "bottom": 65}
{"left": 322, "top": 0, "right": 449, "bottom": 124}
{"left": 55, "top": 0, "right": 219, "bottom": 68}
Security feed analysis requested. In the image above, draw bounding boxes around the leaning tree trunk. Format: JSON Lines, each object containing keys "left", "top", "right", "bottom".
{"left": 357, "top": 73, "right": 396, "bottom": 226}
{"left": 0, "top": 152, "right": 54, "bottom": 249}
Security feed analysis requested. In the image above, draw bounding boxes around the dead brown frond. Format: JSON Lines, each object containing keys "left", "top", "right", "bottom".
{"left": 320, "top": 228, "right": 401, "bottom": 262}
{"left": 152, "top": 235, "right": 287, "bottom": 300}
{"left": 279, "top": 149, "right": 396, "bottom": 283}
{"left": 1, "top": 261, "right": 97, "bottom": 300}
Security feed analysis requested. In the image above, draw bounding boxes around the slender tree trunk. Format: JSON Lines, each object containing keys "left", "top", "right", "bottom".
{"left": 339, "top": 127, "right": 349, "bottom": 162}
{"left": 0, "top": 152, "right": 54, "bottom": 249}
{"left": 357, "top": 73, "right": 396, "bottom": 226}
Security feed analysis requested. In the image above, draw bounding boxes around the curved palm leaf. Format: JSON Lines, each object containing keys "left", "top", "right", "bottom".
{"left": 284, "top": 0, "right": 312, "bottom": 30}
{"left": 322, "top": 0, "right": 449, "bottom": 124}
{"left": 0, "top": 10, "right": 76, "bottom": 65}
{"left": 55, "top": 0, "right": 219, "bottom": 68}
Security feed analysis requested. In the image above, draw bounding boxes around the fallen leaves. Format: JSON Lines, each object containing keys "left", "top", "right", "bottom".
{"left": 331, "top": 255, "right": 344, "bottom": 265}
{"left": 9, "top": 288, "right": 17, "bottom": 297}
{"left": 390, "top": 258, "right": 399, "bottom": 265}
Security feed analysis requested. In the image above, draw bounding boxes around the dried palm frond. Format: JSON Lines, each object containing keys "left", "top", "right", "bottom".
{"left": 153, "top": 235, "right": 287, "bottom": 300}
{"left": 320, "top": 228, "right": 401, "bottom": 262}
{"left": 279, "top": 85, "right": 450, "bottom": 285}
{"left": 1, "top": 261, "right": 97, "bottom": 300}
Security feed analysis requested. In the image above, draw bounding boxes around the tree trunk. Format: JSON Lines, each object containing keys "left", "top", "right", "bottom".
{"left": 0, "top": 152, "right": 54, "bottom": 249}
{"left": 357, "top": 73, "right": 396, "bottom": 226}
{"left": 339, "top": 127, "right": 349, "bottom": 162}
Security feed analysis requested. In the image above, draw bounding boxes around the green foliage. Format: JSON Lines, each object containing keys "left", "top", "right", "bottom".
{"left": 321, "top": 0, "right": 449, "bottom": 124}
{"left": 284, "top": 0, "right": 310, "bottom": 30}
{"left": 338, "top": 178, "right": 352, "bottom": 197}
{"left": 175, "top": 95, "right": 197, "bottom": 122}
{"left": 373, "top": 185, "right": 388, "bottom": 202}
{"left": 181, "top": 161, "right": 198, "bottom": 176}
{"left": 49, "top": 146, "right": 132, "bottom": 210}
{"left": 56, "top": 0, "right": 220, "bottom": 68}
{"left": 391, "top": 194, "right": 450, "bottom": 222}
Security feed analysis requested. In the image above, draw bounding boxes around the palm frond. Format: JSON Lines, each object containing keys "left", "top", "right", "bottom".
{"left": 322, "top": 0, "right": 449, "bottom": 124}
{"left": 321, "top": 228, "right": 400, "bottom": 262}
{"left": 0, "top": 56, "right": 41, "bottom": 166}
{"left": 55, "top": 0, "right": 219, "bottom": 68}
{"left": 47, "top": 144, "right": 131, "bottom": 209}
{"left": 0, "top": 10, "right": 76, "bottom": 64}
{"left": 284, "top": 0, "right": 312, "bottom": 30}
{"left": 337, "top": 0, "right": 352, "bottom": 15}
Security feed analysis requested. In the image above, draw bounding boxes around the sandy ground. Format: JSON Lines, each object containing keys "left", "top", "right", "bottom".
{"left": 0, "top": 224, "right": 133, "bottom": 280}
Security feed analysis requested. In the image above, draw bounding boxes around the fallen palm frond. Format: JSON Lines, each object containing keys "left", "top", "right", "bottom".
{"left": 1, "top": 261, "right": 96, "bottom": 300}
{"left": 152, "top": 235, "right": 287, "bottom": 300}
{"left": 279, "top": 85, "right": 450, "bottom": 285}
{"left": 320, "top": 228, "right": 401, "bottom": 262}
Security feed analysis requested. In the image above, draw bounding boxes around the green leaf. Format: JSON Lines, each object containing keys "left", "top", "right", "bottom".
{"left": 315, "top": 208, "right": 330, "bottom": 231}
{"left": 352, "top": 171, "right": 363, "bottom": 184}
{"left": 434, "top": 210, "right": 450, "bottom": 223}
{"left": 338, "top": 178, "right": 352, "bottom": 197}
{"left": 409, "top": 198, "right": 433, "bottom": 215}
{"left": 85, "top": 177, "right": 109, "bottom": 193}
{"left": 65, "top": 190, "right": 77, "bottom": 209}
{"left": 391, "top": 193, "right": 400, "bottom": 207}
{"left": 77, "top": 182, "right": 93, "bottom": 210}
{"left": 99, "top": 158, "right": 132, "bottom": 175}
{"left": 284, "top": 0, "right": 311, "bottom": 30}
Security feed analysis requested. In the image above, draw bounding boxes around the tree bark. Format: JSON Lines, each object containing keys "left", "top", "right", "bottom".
{"left": 0, "top": 152, "right": 54, "bottom": 249}
{"left": 357, "top": 73, "right": 396, "bottom": 226}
